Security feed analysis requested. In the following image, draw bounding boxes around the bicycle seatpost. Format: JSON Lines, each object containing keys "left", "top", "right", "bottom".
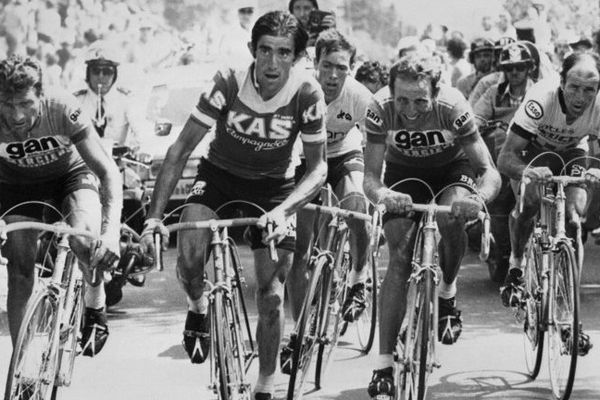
{"left": 153, "top": 227, "right": 164, "bottom": 271}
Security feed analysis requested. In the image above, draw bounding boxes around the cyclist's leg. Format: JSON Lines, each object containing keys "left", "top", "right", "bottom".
{"left": 287, "top": 207, "right": 314, "bottom": 322}
{"left": 334, "top": 169, "right": 370, "bottom": 322}
{"left": 436, "top": 185, "right": 471, "bottom": 344}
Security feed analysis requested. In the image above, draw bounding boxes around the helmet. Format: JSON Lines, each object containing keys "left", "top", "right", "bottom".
{"left": 498, "top": 42, "right": 534, "bottom": 68}
{"left": 469, "top": 37, "right": 495, "bottom": 63}
{"left": 84, "top": 41, "right": 120, "bottom": 67}
{"left": 495, "top": 37, "right": 516, "bottom": 51}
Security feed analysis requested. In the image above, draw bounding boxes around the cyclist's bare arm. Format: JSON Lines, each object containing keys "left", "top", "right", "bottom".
{"left": 458, "top": 132, "right": 501, "bottom": 203}
{"left": 273, "top": 140, "right": 327, "bottom": 218}
{"left": 75, "top": 128, "right": 123, "bottom": 239}
{"left": 146, "top": 119, "right": 210, "bottom": 219}
{"left": 497, "top": 128, "right": 535, "bottom": 181}
{"left": 363, "top": 137, "right": 388, "bottom": 204}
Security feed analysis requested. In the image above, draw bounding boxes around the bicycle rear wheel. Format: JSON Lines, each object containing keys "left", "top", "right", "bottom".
{"left": 287, "top": 256, "right": 327, "bottom": 400}
{"left": 5, "top": 289, "right": 60, "bottom": 400}
{"left": 356, "top": 248, "right": 378, "bottom": 354}
{"left": 522, "top": 236, "right": 544, "bottom": 379}
{"left": 548, "top": 241, "right": 579, "bottom": 400}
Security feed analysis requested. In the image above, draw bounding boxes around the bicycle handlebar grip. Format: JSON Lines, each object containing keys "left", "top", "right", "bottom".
{"left": 479, "top": 215, "right": 491, "bottom": 261}
{"left": 153, "top": 228, "right": 164, "bottom": 271}
{"left": 266, "top": 222, "right": 279, "bottom": 263}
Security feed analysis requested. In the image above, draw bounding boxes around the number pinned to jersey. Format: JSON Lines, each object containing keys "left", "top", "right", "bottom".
{"left": 524, "top": 100, "right": 543, "bottom": 120}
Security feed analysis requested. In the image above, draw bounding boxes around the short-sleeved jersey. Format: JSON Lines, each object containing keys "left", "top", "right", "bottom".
{"left": 324, "top": 75, "right": 372, "bottom": 157}
{"left": 192, "top": 64, "right": 326, "bottom": 180}
{"left": 0, "top": 89, "right": 88, "bottom": 184}
{"left": 365, "top": 84, "right": 478, "bottom": 167}
{"left": 509, "top": 79, "right": 600, "bottom": 151}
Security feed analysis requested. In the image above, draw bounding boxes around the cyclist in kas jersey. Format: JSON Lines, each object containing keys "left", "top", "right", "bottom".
{"left": 0, "top": 55, "right": 122, "bottom": 357}
{"left": 139, "top": 11, "right": 327, "bottom": 400}
{"left": 498, "top": 52, "right": 600, "bottom": 356}
{"left": 363, "top": 51, "right": 500, "bottom": 399}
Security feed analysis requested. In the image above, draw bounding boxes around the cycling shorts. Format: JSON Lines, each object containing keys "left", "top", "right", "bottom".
{"left": 295, "top": 150, "right": 364, "bottom": 203}
{"left": 0, "top": 166, "right": 99, "bottom": 220}
{"left": 186, "top": 159, "right": 296, "bottom": 252}
{"left": 382, "top": 158, "right": 477, "bottom": 224}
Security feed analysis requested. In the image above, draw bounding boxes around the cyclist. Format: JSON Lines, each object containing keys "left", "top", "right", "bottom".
{"left": 74, "top": 41, "right": 152, "bottom": 149}
{"left": 363, "top": 51, "right": 501, "bottom": 399}
{"left": 0, "top": 55, "right": 122, "bottom": 356}
{"left": 497, "top": 52, "right": 600, "bottom": 355}
{"left": 456, "top": 37, "right": 495, "bottom": 99}
{"left": 355, "top": 60, "right": 389, "bottom": 94}
{"left": 139, "top": 11, "right": 327, "bottom": 400}
{"left": 283, "top": 30, "right": 372, "bottom": 369}
{"left": 473, "top": 41, "right": 536, "bottom": 281}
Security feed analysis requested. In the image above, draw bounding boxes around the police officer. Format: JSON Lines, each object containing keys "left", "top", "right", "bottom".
{"left": 74, "top": 41, "right": 152, "bottom": 149}
{"left": 456, "top": 37, "right": 495, "bottom": 99}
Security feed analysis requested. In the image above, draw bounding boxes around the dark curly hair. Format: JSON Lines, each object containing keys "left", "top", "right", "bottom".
{"left": 355, "top": 60, "right": 389, "bottom": 86}
{"left": 251, "top": 10, "right": 308, "bottom": 58}
{"left": 0, "top": 55, "right": 44, "bottom": 97}
{"left": 314, "top": 28, "right": 356, "bottom": 65}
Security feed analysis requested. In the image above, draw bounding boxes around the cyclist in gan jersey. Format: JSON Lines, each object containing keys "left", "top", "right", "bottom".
{"left": 139, "top": 12, "right": 327, "bottom": 400}
{"left": 0, "top": 55, "right": 122, "bottom": 356}
{"left": 498, "top": 52, "right": 600, "bottom": 355}
{"left": 363, "top": 52, "right": 500, "bottom": 399}
{"left": 288, "top": 29, "right": 372, "bottom": 329}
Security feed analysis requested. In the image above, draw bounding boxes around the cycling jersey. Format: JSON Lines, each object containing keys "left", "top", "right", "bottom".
{"left": 0, "top": 89, "right": 88, "bottom": 184}
{"left": 193, "top": 64, "right": 326, "bottom": 180}
{"left": 324, "top": 75, "right": 371, "bottom": 157}
{"left": 365, "top": 84, "right": 478, "bottom": 167}
{"left": 509, "top": 78, "right": 600, "bottom": 151}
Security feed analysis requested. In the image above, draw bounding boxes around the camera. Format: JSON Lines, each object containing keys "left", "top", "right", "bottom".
{"left": 307, "top": 10, "right": 334, "bottom": 36}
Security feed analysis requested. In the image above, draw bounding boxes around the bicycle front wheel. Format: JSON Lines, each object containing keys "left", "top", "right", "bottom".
{"left": 5, "top": 289, "right": 60, "bottom": 400}
{"left": 287, "top": 256, "right": 327, "bottom": 400}
{"left": 522, "top": 235, "right": 544, "bottom": 379}
{"left": 355, "top": 249, "right": 378, "bottom": 354}
{"left": 548, "top": 241, "right": 579, "bottom": 400}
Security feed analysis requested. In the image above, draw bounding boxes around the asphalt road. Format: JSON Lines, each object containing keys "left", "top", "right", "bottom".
{"left": 0, "top": 241, "right": 599, "bottom": 400}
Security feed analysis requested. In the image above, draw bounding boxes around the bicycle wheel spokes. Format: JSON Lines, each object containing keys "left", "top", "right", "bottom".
{"left": 548, "top": 242, "right": 579, "bottom": 400}
{"left": 6, "top": 291, "right": 59, "bottom": 400}
{"left": 522, "top": 238, "right": 544, "bottom": 378}
{"left": 355, "top": 250, "right": 378, "bottom": 354}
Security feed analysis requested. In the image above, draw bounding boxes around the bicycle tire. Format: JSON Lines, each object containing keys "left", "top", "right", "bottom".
{"left": 548, "top": 240, "right": 579, "bottom": 400}
{"left": 5, "top": 289, "right": 60, "bottom": 400}
{"left": 212, "top": 292, "right": 231, "bottom": 400}
{"left": 314, "top": 263, "right": 338, "bottom": 389}
{"left": 416, "top": 270, "right": 433, "bottom": 400}
{"left": 522, "top": 235, "right": 544, "bottom": 379}
{"left": 356, "top": 248, "right": 378, "bottom": 354}
{"left": 287, "top": 256, "right": 327, "bottom": 400}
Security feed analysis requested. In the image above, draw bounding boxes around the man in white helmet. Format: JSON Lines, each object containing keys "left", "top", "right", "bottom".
{"left": 74, "top": 41, "right": 152, "bottom": 149}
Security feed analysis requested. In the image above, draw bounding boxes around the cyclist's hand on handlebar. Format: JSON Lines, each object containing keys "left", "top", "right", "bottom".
{"left": 140, "top": 218, "right": 169, "bottom": 254}
{"left": 258, "top": 208, "right": 288, "bottom": 244}
{"left": 89, "top": 235, "right": 120, "bottom": 272}
{"left": 450, "top": 195, "right": 483, "bottom": 221}
{"left": 523, "top": 166, "right": 553, "bottom": 184}
{"left": 584, "top": 168, "right": 600, "bottom": 185}
{"left": 381, "top": 189, "right": 413, "bottom": 215}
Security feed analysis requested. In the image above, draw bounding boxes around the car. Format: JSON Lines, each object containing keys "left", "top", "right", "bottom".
{"left": 139, "top": 63, "right": 217, "bottom": 223}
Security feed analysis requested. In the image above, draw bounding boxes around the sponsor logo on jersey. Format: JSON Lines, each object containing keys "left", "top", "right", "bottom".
{"left": 327, "top": 130, "right": 346, "bottom": 143}
{"left": 227, "top": 111, "right": 293, "bottom": 140}
{"left": 524, "top": 100, "right": 543, "bottom": 120}
{"left": 69, "top": 108, "right": 81, "bottom": 122}
{"left": 538, "top": 124, "right": 576, "bottom": 144}
{"left": 453, "top": 111, "right": 472, "bottom": 129}
{"left": 208, "top": 90, "right": 226, "bottom": 111}
{"left": 392, "top": 130, "right": 454, "bottom": 157}
{"left": 302, "top": 102, "right": 325, "bottom": 124}
{"left": 0, "top": 136, "right": 69, "bottom": 167}
{"left": 336, "top": 110, "right": 352, "bottom": 120}
{"left": 366, "top": 109, "right": 382, "bottom": 126}
{"left": 188, "top": 180, "right": 206, "bottom": 198}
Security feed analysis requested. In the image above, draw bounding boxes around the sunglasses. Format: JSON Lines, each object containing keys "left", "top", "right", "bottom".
{"left": 91, "top": 66, "right": 115, "bottom": 76}
{"left": 501, "top": 64, "right": 528, "bottom": 72}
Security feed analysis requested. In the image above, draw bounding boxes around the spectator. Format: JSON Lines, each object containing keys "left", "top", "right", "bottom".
{"left": 218, "top": 1, "right": 256, "bottom": 68}
{"left": 355, "top": 60, "right": 388, "bottom": 94}
{"left": 496, "top": 11, "right": 516, "bottom": 39}
{"left": 447, "top": 37, "right": 471, "bottom": 87}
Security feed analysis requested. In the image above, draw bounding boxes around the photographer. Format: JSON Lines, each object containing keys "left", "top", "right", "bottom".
{"left": 288, "top": 0, "right": 335, "bottom": 46}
